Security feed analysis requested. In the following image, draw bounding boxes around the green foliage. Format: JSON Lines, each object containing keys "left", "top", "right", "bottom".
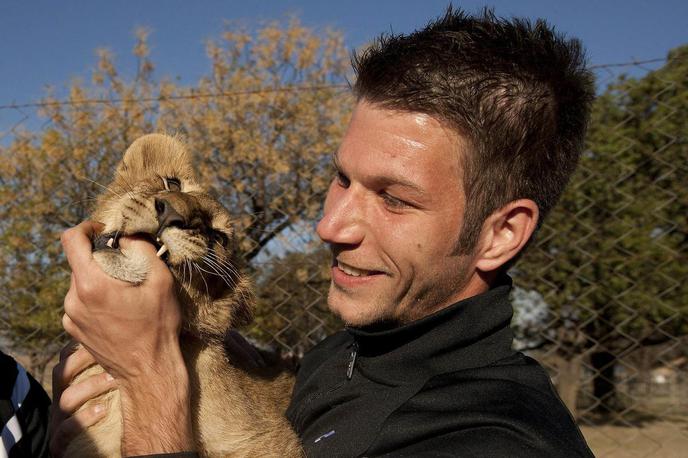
{"left": 516, "top": 45, "right": 688, "bottom": 352}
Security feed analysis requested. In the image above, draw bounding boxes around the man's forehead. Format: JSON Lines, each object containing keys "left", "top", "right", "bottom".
{"left": 340, "top": 103, "right": 464, "bottom": 173}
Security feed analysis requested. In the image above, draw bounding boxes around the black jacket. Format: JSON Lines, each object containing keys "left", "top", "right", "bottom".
{"left": 286, "top": 276, "right": 594, "bottom": 457}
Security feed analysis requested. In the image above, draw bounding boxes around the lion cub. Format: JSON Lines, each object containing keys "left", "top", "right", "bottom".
{"left": 66, "top": 134, "right": 302, "bottom": 457}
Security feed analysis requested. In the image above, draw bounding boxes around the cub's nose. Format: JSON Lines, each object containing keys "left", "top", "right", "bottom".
{"left": 155, "top": 198, "right": 185, "bottom": 230}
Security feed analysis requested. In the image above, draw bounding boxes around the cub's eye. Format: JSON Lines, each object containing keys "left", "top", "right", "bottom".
{"left": 213, "top": 230, "right": 230, "bottom": 248}
{"left": 162, "top": 177, "right": 182, "bottom": 192}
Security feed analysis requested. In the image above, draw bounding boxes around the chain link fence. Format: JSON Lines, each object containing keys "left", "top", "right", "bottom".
{"left": 1, "top": 46, "right": 686, "bottom": 456}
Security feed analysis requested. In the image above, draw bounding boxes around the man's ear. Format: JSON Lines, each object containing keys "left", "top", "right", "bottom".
{"left": 474, "top": 199, "right": 539, "bottom": 273}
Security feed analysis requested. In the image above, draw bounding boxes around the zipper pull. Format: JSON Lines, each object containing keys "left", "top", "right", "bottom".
{"left": 346, "top": 341, "right": 358, "bottom": 380}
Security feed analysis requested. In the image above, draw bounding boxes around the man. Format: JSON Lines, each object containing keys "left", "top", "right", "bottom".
{"left": 53, "top": 8, "right": 595, "bottom": 457}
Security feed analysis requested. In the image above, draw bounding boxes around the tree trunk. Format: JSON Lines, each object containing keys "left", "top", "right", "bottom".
{"left": 590, "top": 350, "right": 618, "bottom": 415}
{"left": 639, "top": 346, "right": 652, "bottom": 398}
{"left": 556, "top": 354, "right": 583, "bottom": 419}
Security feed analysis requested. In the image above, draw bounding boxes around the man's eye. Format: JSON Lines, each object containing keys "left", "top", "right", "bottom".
{"left": 381, "top": 193, "right": 410, "bottom": 209}
{"left": 335, "top": 171, "right": 350, "bottom": 188}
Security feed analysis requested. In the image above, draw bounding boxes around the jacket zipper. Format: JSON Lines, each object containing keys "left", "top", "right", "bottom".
{"left": 346, "top": 341, "right": 359, "bottom": 380}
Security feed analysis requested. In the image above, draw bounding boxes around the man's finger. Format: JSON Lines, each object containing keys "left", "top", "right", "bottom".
{"left": 62, "top": 276, "right": 80, "bottom": 325}
{"left": 61, "top": 313, "right": 84, "bottom": 345}
{"left": 118, "top": 235, "right": 157, "bottom": 254}
{"left": 53, "top": 345, "right": 98, "bottom": 399}
{"left": 119, "top": 236, "right": 172, "bottom": 279}
{"left": 58, "top": 372, "right": 116, "bottom": 416}
{"left": 61, "top": 221, "right": 103, "bottom": 285}
{"left": 49, "top": 403, "right": 107, "bottom": 458}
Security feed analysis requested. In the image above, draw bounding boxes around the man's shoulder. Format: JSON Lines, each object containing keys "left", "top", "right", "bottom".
{"left": 428, "top": 351, "right": 553, "bottom": 391}
{"left": 380, "top": 353, "right": 592, "bottom": 457}
{"left": 417, "top": 352, "right": 571, "bottom": 424}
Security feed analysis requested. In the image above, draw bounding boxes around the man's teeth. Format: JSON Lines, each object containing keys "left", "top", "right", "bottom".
{"left": 338, "top": 261, "right": 371, "bottom": 277}
{"left": 156, "top": 244, "right": 168, "bottom": 257}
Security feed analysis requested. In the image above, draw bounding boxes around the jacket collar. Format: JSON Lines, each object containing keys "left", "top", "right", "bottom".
{"left": 346, "top": 274, "right": 516, "bottom": 384}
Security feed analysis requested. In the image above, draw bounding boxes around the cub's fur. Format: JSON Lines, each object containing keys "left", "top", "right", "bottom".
{"left": 66, "top": 134, "right": 302, "bottom": 457}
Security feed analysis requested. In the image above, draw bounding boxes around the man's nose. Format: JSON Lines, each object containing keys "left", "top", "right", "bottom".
{"left": 316, "top": 186, "right": 364, "bottom": 246}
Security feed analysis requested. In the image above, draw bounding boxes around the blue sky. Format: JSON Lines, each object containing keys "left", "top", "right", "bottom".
{"left": 1, "top": 0, "right": 686, "bottom": 132}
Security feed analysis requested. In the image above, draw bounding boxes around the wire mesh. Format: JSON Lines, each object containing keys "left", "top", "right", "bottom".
{"left": 0, "top": 54, "right": 686, "bottom": 457}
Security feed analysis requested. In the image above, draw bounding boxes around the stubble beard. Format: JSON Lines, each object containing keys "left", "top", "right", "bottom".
{"left": 327, "top": 280, "right": 391, "bottom": 327}
{"left": 327, "top": 258, "right": 471, "bottom": 328}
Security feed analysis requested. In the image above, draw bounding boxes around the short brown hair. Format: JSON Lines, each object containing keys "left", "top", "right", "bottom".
{"left": 352, "top": 7, "right": 595, "bottom": 254}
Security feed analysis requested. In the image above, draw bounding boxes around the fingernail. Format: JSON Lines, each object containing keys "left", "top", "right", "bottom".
{"left": 94, "top": 404, "right": 104, "bottom": 414}
{"left": 105, "top": 373, "right": 114, "bottom": 381}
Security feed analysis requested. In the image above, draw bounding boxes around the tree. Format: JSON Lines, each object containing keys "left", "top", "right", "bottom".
{"left": 0, "top": 19, "right": 351, "bottom": 378}
{"left": 514, "top": 45, "right": 688, "bottom": 418}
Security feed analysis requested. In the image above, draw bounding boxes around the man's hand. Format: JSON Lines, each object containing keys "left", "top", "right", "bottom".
{"left": 61, "top": 221, "right": 180, "bottom": 380}
{"left": 50, "top": 343, "right": 115, "bottom": 457}
{"left": 60, "top": 221, "right": 194, "bottom": 455}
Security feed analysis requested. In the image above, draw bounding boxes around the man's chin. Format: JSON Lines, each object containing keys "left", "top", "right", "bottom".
{"left": 327, "top": 291, "right": 388, "bottom": 328}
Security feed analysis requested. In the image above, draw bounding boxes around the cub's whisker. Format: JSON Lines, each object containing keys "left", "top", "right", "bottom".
{"left": 205, "top": 250, "right": 241, "bottom": 278}
{"left": 200, "top": 257, "right": 237, "bottom": 288}
{"left": 192, "top": 262, "right": 211, "bottom": 297}
{"left": 79, "top": 176, "right": 123, "bottom": 199}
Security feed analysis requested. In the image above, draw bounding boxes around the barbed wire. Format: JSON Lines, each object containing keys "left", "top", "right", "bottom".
{"left": 588, "top": 57, "right": 666, "bottom": 69}
{"left": 0, "top": 57, "right": 667, "bottom": 112}
{"left": 0, "top": 83, "right": 350, "bottom": 111}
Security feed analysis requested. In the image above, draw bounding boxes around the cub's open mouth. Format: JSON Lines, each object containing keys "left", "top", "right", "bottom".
{"left": 93, "top": 231, "right": 171, "bottom": 262}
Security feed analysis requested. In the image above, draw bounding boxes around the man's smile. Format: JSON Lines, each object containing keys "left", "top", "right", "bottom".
{"left": 335, "top": 260, "right": 382, "bottom": 277}
{"left": 331, "top": 259, "right": 387, "bottom": 290}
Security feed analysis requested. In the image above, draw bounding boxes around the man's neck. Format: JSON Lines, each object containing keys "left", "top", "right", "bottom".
{"left": 408, "top": 269, "right": 493, "bottom": 323}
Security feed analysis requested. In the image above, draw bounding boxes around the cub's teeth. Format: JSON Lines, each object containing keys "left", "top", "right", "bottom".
{"left": 106, "top": 238, "right": 115, "bottom": 248}
{"left": 156, "top": 237, "right": 161, "bottom": 243}
{"left": 156, "top": 244, "right": 168, "bottom": 257}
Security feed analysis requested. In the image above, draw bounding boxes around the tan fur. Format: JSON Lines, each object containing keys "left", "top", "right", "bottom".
{"left": 65, "top": 134, "right": 303, "bottom": 457}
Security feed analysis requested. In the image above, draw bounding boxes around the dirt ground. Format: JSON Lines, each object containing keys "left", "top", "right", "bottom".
{"left": 581, "top": 419, "right": 688, "bottom": 458}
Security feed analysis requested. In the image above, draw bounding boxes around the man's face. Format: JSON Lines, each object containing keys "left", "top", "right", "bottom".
{"left": 317, "top": 101, "right": 475, "bottom": 326}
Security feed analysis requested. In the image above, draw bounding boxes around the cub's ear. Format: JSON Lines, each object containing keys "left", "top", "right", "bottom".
{"left": 116, "top": 133, "right": 197, "bottom": 183}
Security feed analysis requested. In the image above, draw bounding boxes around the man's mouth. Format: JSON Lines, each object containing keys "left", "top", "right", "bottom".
{"left": 336, "top": 260, "right": 382, "bottom": 277}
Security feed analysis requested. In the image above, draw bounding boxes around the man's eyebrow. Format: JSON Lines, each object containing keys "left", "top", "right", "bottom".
{"left": 376, "top": 175, "right": 427, "bottom": 197}
{"left": 332, "top": 151, "right": 426, "bottom": 197}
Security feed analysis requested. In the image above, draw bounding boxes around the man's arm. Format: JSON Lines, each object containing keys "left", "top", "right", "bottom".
{"left": 59, "top": 221, "right": 194, "bottom": 455}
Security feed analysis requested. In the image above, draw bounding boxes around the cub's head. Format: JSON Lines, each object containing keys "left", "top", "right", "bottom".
{"left": 92, "top": 133, "right": 252, "bottom": 335}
